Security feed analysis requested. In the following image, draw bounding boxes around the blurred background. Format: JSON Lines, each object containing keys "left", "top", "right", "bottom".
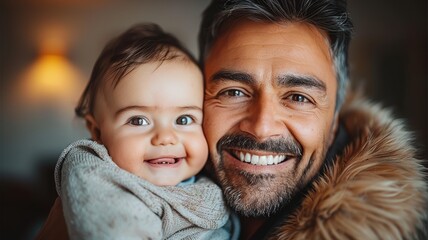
{"left": 0, "top": 0, "right": 426, "bottom": 239}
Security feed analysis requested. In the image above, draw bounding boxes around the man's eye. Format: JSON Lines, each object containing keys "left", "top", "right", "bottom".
{"left": 128, "top": 116, "right": 149, "bottom": 126}
{"left": 289, "top": 94, "right": 310, "bottom": 103}
{"left": 219, "top": 89, "right": 246, "bottom": 97}
{"left": 176, "top": 115, "right": 194, "bottom": 125}
{"left": 282, "top": 93, "right": 316, "bottom": 110}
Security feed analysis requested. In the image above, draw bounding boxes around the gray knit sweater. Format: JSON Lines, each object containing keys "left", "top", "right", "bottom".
{"left": 55, "top": 139, "right": 235, "bottom": 240}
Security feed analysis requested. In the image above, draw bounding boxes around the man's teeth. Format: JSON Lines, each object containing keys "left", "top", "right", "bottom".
{"left": 238, "top": 152, "right": 287, "bottom": 166}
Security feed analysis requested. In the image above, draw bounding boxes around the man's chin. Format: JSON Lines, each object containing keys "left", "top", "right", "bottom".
{"left": 219, "top": 169, "right": 295, "bottom": 217}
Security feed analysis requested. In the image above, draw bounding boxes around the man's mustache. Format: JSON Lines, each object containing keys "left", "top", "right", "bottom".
{"left": 217, "top": 133, "right": 303, "bottom": 158}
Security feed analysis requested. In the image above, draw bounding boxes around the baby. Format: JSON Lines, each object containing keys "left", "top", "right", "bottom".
{"left": 54, "top": 23, "right": 238, "bottom": 239}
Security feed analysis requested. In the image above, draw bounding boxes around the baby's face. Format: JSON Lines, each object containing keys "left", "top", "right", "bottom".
{"left": 92, "top": 59, "right": 207, "bottom": 186}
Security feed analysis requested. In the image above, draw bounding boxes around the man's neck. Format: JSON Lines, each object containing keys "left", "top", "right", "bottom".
{"left": 239, "top": 216, "right": 266, "bottom": 240}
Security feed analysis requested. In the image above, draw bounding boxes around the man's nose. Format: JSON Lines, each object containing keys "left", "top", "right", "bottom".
{"left": 239, "top": 95, "right": 286, "bottom": 141}
{"left": 151, "top": 125, "right": 178, "bottom": 146}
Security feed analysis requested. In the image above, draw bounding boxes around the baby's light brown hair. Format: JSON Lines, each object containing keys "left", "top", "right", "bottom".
{"left": 75, "top": 23, "right": 199, "bottom": 117}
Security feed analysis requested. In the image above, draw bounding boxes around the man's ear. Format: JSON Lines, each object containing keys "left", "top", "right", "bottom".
{"left": 328, "top": 113, "right": 339, "bottom": 146}
{"left": 84, "top": 114, "right": 101, "bottom": 143}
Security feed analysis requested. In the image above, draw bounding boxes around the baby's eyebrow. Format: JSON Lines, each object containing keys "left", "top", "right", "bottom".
{"left": 115, "top": 105, "right": 202, "bottom": 117}
{"left": 114, "top": 105, "right": 148, "bottom": 117}
{"left": 178, "top": 106, "right": 203, "bottom": 111}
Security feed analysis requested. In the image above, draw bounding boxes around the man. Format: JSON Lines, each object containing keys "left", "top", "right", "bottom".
{"left": 38, "top": 0, "right": 427, "bottom": 239}
{"left": 199, "top": 0, "right": 427, "bottom": 239}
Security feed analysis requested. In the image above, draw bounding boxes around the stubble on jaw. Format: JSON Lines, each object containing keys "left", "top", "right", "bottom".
{"left": 211, "top": 134, "right": 330, "bottom": 217}
{"left": 215, "top": 161, "right": 298, "bottom": 217}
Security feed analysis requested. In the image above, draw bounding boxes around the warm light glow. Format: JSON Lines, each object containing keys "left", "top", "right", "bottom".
{"left": 36, "top": 23, "right": 71, "bottom": 55}
{"left": 19, "top": 54, "right": 84, "bottom": 105}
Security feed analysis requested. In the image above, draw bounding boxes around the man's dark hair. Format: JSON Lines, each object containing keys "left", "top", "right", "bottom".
{"left": 76, "top": 23, "right": 198, "bottom": 117}
{"left": 198, "top": 0, "right": 353, "bottom": 110}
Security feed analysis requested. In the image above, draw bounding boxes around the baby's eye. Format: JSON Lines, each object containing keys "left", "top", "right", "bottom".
{"left": 128, "top": 116, "right": 149, "bottom": 126}
{"left": 176, "top": 115, "right": 194, "bottom": 125}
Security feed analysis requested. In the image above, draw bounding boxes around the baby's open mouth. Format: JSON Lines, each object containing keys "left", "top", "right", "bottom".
{"left": 146, "top": 158, "right": 182, "bottom": 164}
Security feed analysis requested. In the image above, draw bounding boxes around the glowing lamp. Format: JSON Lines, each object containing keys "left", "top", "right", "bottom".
{"left": 19, "top": 53, "right": 84, "bottom": 105}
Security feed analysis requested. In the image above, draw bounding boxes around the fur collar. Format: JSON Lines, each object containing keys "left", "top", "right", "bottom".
{"left": 269, "top": 95, "right": 428, "bottom": 240}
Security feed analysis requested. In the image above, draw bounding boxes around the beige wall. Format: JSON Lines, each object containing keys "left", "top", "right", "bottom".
{"left": 0, "top": 0, "right": 211, "bottom": 180}
{"left": 0, "top": 1, "right": 426, "bottom": 238}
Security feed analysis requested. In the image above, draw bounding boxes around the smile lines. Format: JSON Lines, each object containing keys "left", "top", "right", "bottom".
{"left": 235, "top": 151, "right": 290, "bottom": 166}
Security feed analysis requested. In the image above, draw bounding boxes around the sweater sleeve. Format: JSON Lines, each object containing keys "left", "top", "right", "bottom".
{"left": 57, "top": 140, "right": 163, "bottom": 240}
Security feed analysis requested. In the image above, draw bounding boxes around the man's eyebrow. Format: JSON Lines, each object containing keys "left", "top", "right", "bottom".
{"left": 277, "top": 74, "right": 327, "bottom": 92}
{"left": 210, "top": 70, "right": 256, "bottom": 85}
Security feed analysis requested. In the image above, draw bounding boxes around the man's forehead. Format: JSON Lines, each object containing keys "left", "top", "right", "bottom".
{"left": 204, "top": 20, "right": 336, "bottom": 87}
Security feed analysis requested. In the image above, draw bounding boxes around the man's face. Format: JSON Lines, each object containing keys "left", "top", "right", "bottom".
{"left": 203, "top": 20, "right": 338, "bottom": 216}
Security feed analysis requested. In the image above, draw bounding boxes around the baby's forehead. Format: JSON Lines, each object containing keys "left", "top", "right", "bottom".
{"left": 109, "top": 54, "right": 200, "bottom": 88}
{"left": 96, "top": 57, "right": 203, "bottom": 110}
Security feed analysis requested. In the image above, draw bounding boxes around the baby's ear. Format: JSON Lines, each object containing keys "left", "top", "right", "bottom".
{"left": 84, "top": 114, "right": 101, "bottom": 143}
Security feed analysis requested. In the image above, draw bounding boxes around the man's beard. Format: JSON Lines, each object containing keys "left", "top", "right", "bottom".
{"left": 212, "top": 133, "right": 324, "bottom": 217}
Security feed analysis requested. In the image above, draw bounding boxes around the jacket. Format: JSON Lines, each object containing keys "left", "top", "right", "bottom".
{"left": 268, "top": 95, "right": 428, "bottom": 239}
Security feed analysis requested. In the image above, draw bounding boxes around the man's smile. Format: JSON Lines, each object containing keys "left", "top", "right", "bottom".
{"left": 227, "top": 149, "right": 294, "bottom": 166}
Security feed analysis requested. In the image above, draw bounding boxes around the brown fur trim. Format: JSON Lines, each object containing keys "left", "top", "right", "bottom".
{"left": 270, "top": 96, "right": 428, "bottom": 240}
